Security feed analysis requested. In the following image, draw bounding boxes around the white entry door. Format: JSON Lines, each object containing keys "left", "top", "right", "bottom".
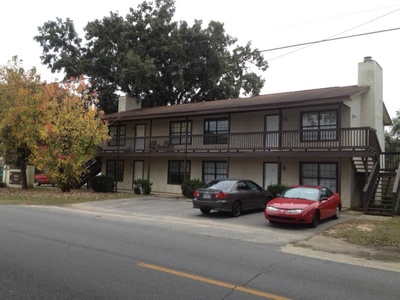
{"left": 264, "top": 163, "right": 278, "bottom": 188}
{"left": 265, "top": 115, "right": 279, "bottom": 148}
{"left": 135, "top": 124, "right": 145, "bottom": 150}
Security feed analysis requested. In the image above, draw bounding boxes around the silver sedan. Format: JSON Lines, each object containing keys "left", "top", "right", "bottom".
{"left": 192, "top": 179, "right": 274, "bottom": 217}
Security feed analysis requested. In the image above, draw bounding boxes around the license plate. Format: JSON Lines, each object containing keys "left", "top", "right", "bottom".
{"left": 203, "top": 194, "right": 211, "bottom": 199}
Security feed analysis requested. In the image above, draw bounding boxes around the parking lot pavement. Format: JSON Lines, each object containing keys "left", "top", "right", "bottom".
{"left": 67, "top": 196, "right": 353, "bottom": 246}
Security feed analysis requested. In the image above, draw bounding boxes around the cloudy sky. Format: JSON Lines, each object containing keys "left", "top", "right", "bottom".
{"left": 1, "top": 0, "right": 399, "bottom": 118}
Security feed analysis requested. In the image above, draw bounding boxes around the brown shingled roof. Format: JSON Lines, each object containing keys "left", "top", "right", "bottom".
{"left": 103, "top": 85, "right": 369, "bottom": 122}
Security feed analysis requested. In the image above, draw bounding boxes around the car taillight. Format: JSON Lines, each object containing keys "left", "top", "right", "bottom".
{"left": 215, "top": 191, "right": 227, "bottom": 199}
{"left": 194, "top": 190, "right": 200, "bottom": 197}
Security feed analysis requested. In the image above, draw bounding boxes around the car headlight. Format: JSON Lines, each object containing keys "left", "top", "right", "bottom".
{"left": 266, "top": 206, "right": 278, "bottom": 211}
{"left": 287, "top": 209, "right": 303, "bottom": 213}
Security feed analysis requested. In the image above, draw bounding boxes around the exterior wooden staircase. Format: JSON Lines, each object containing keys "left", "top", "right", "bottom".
{"left": 366, "top": 172, "right": 397, "bottom": 215}
{"left": 360, "top": 153, "right": 400, "bottom": 216}
{"left": 74, "top": 157, "right": 102, "bottom": 189}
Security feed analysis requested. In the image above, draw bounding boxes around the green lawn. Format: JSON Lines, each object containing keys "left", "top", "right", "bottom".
{"left": 0, "top": 187, "right": 132, "bottom": 205}
{"left": 323, "top": 214, "right": 400, "bottom": 247}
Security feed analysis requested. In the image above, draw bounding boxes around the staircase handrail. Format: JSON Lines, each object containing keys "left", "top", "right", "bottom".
{"left": 369, "top": 129, "right": 382, "bottom": 157}
{"left": 392, "top": 162, "right": 400, "bottom": 214}
{"left": 363, "top": 160, "right": 380, "bottom": 213}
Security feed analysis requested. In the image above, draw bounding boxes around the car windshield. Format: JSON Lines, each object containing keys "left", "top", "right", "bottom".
{"left": 282, "top": 187, "right": 319, "bottom": 201}
{"left": 203, "top": 180, "right": 236, "bottom": 191}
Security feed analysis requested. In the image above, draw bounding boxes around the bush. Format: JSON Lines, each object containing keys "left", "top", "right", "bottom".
{"left": 133, "top": 186, "right": 141, "bottom": 195}
{"left": 267, "top": 184, "right": 289, "bottom": 197}
{"left": 91, "top": 175, "right": 115, "bottom": 193}
{"left": 0, "top": 181, "right": 6, "bottom": 188}
{"left": 181, "top": 179, "right": 205, "bottom": 199}
{"left": 133, "top": 179, "right": 153, "bottom": 195}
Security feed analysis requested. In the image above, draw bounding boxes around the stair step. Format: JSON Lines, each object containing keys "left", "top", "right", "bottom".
{"left": 365, "top": 210, "right": 394, "bottom": 216}
{"left": 370, "top": 204, "right": 392, "bottom": 207}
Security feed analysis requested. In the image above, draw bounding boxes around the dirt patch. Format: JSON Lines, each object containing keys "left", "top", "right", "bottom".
{"left": 283, "top": 232, "right": 400, "bottom": 272}
{"left": 356, "top": 224, "right": 375, "bottom": 232}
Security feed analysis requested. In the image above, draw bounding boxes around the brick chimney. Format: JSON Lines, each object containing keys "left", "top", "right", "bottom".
{"left": 118, "top": 95, "right": 142, "bottom": 112}
{"left": 358, "top": 56, "right": 384, "bottom": 149}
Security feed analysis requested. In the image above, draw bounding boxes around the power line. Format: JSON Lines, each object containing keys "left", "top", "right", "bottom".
{"left": 251, "top": 5, "right": 400, "bottom": 66}
{"left": 260, "top": 27, "right": 400, "bottom": 53}
{"left": 2, "top": 25, "right": 398, "bottom": 93}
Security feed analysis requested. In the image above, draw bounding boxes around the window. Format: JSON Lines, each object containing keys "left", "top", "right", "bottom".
{"left": 168, "top": 160, "right": 191, "bottom": 184}
{"left": 300, "top": 163, "right": 337, "bottom": 192}
{"left": 204, "top": 118, "right": 229, "bottom": 144}
{"left": 320, "top": 187, "right": 333, "bottom": 199}
{"left": 106, "top": 160, "right": 124, "bottom": 182}
{"left": 108, "top": 125, "right": 126, "bottom": 146}
{"left": 203, "top": 161, "right": 227, "bottom": 183}
{"left": 301, "top": 110, "right": 337, "bottom": 141}
{"left": 170, "top": 121, "right": 192, "bottom": 145}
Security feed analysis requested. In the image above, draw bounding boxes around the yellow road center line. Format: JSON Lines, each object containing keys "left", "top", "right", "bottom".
{"left": 138, "top": 262, "right": 290, "bottom": 300}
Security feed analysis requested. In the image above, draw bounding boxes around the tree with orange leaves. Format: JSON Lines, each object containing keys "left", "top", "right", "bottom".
{"left": 32, "top": 76, "right": 110, "bottom": 192}
{"left": 0, "top": 56, "right": 49, "bottom": 189}
{"left": 0, "top": 57, "right": 110, "bottom": 191}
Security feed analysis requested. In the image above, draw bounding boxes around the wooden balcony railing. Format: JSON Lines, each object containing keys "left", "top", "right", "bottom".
{"left": 380, "top": 152, "right": 400, "bottom": 171}
{"left": 100, "top": 127, "right": 380, "bottom": 155}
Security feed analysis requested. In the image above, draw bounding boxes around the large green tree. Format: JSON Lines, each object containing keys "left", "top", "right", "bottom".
{"left": 385, "top": 110, "right": 400, "bottom": 152}
{"left": 34, "top": 0, "right": 268, "bottom": 113}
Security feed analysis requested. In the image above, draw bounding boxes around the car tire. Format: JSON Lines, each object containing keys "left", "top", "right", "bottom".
{"left": 34, "top": 180, "right": 40, "bottom": 186}
{"left": 332, "top": 205, "right": 341, "bottom": 219}
{"left": 231, "top": 201, "right": 242, "bottom": 217}
{"left": 200, "top": 208, "right": 211, "bottom": 215}
{"left": 310, "top": 211, "right": 320, "bottom": 228}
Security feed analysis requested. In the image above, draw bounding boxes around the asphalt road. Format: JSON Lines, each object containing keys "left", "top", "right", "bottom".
{"left": 1, "top": 197, "right": 399, "bottom": 299}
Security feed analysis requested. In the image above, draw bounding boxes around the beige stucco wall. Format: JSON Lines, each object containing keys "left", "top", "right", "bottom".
{"left": 230, "top": 111, "right": 266, "bottom": 132}
{"left": 103, "top": 154, "right": 355, "bottom": 208}
{"left": 343, "top": 95, "right": 362, "bottom": 128}
{"left": 339, "top": 158, "right": 359, "bottom": 208}
{"left": 151, "top": 119, "right": 171, "bottom": 136}
{"left": 281, "top": 109, "right": 300, "bottom": 130}
{"left": 227, "top": 158, "right": 264, "bottom": 184}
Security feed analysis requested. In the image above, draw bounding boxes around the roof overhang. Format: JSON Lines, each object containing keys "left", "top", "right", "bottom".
{"left": 383, "top": 103, "right": 392, "bottom": 126}
{"left": 103, "top": 85, "right": 370, "bottom": 122}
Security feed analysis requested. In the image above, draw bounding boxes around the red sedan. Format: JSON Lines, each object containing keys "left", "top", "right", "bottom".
{"left": 34, "top": 174, "right": 54, "bottom": 186}
{"left": 264, "top": 185, "right": 341, "bottom": 227}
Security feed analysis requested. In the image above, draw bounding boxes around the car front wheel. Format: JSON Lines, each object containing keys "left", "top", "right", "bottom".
{"left": 34, "top": 180, "right": 40, "bottom": 186}
{"left": 310, "top": 211, "right": 320, "bottom": 228}
{"left": 231, "top": 201, "right": 242, "bottom": 217}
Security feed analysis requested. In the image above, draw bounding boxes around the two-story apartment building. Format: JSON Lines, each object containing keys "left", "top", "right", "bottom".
{"left": 100, "top": 57, "right": 400, "bottom": 214}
